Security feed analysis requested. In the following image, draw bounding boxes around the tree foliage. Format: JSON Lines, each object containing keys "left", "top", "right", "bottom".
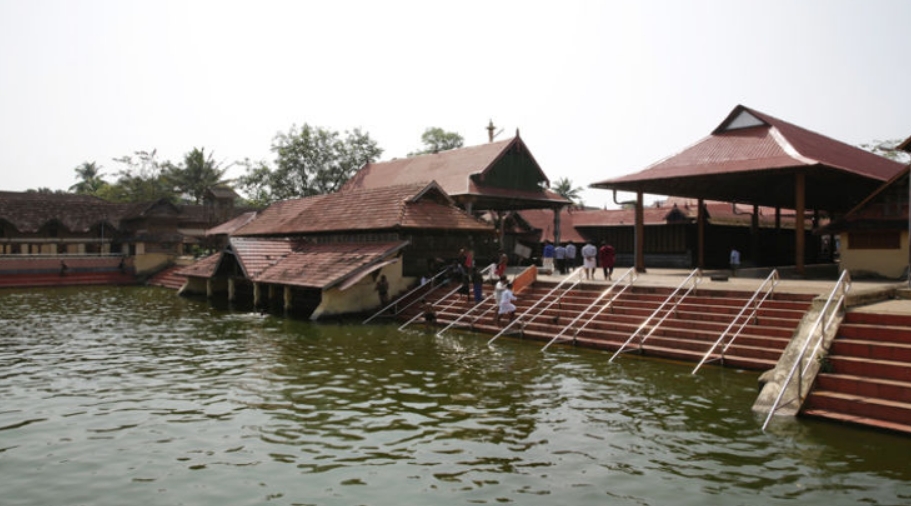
{"left": 237, "top": 124, "right": 383, "bottom": 204}
{"left": 408, "top": 127, "right": 464, "bottom": 156}
{"left": 69, "top": 161, "right": 106, "bottom": 195}
{"left": 859, "top": 139, "right": 911, "bottom": 164}
{"left": 551, "top": 177, "right": 585, "bottom": 205}
{"left": 97, "top": 149, "right": 176, "bottom": 203}
{"left": 165, "top": 147, "right": 229, "bottom": 204}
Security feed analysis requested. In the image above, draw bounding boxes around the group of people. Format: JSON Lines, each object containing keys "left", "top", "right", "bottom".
{"left": 542, "top": 240, "right": 616, "bottom": 280}
{"left": 415, "top": 247, "right": 517, "bottom": 327}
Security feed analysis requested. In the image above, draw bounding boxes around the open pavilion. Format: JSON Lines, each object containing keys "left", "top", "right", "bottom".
{"left": 591, "top": 105, "right": 906, "bottom": 275}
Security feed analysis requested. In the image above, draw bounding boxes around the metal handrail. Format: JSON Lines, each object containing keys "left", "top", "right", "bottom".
{"left": 432, "top": 264, "right": 498, "bottom": 334}
{"left": 363, "top": 267, "right": 450, "bottom": 324}
{"left": 692, "top": 269, "right": 779, "bottom": 374}
{"left": 609, "top": 268, "right": 703, "bottom": 363}
{"left": 542, "top": 267, "right": 638, "bottom": 352}
{"left": 761, "top": 270, "right": 851, "bottom": 431}
{"left": 487, "top": 267, "right": 585, "bottom": 345}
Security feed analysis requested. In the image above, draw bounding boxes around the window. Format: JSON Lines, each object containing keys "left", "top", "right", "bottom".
{"left": 848, "top": 230, "right": 900, "bottom": 250}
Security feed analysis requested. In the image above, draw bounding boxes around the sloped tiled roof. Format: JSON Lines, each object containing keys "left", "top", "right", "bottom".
{"left": 342, "top": 136, "right": 569, "bottom": 209}
{"left": 256, "top": 241, "right": 408, "bottom": 289}
{"left": 233, "top": 182, "right": 492, "bottom": 237}
{"left": 182, "top": 237, "right": 409, "bottom": 290}
{"left": 206, "top": 211, "right": 257, "bottom": 236}
{"left": 591, "top": 105, "right": 906, "bottom": 212}
{"left": 0, "top": 191, "right": 126, "bottom": 233}
{"left": 518, "top": 197, "right": 808, "bottom": 244}
{"left": 176, "top": 252, "right": 222, "bottom": 278}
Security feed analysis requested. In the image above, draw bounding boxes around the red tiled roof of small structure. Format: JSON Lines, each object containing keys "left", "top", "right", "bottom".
{"left": 176, "top": 252, "right": 222, "bottom": 278}
{"left": 233, "top": 182, "right": 492, "bottom": 236}
{"left": 255, "top": 241, "right": 408, "bottom": 289}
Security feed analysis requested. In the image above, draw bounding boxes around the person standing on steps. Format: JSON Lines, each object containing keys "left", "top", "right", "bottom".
{"left": 554, "top": 243, "right": 567, "bottom": 275}
{"left": 541, "top": 240, "right": 555, "bottom": 274}
{"left": 730, "top": 247, "right": 741, "bottom": 277}
{"left": 565, "top": 242, "right": 577, "bottom": 271}
{"left": 496, "top": 282, "right": 517, "bottom": 327}
{"left": 581, "top": 241, "right": 598, "bottom": 280}
{"left": 599, "top": 242, "right": 616, "bottom": 280}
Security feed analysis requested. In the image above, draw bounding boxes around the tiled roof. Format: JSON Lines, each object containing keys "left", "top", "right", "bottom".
{"left": 0, "top": 191, "right": 127, "bottom": 233}
{"left": 206, "top": 211, "right": 257, "bottom": 236}
{"left": 342, "top": 136, "right": 569, "bottom": 209}
{"left": 518, "top": 197, "right": 808, "bottom": 244}
{"left": 591, "top": 105, "right": 906, "bottom": 212}
{"left": 183, "top": 237, "right": 409, "bottom": 290}
{"left": 176, "top": 252, "right": 222, "bottom": 278}
{"left": 256, "top": 241, "right": 408, "bottom": 289}
{"left": 344, "top": 138, "right": 516, "bottom": 194}
{"left": 233, "top": 182, "right": 492, "bottom": 236}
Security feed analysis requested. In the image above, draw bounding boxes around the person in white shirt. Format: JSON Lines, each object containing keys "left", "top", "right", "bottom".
{"left": 581, "top": 242, "right": 598, "bottom": 280}
{"left": 495, "top": 282, "right": 517, "bottom": 327}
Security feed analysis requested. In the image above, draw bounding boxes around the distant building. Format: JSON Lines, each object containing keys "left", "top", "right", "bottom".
{"left": 0, "top": 190, "right": 250, "bottom": 279}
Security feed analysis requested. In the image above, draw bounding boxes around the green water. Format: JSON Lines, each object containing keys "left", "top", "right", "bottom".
{"left": 1, "top": 286, "right": 910, "bottom": 506}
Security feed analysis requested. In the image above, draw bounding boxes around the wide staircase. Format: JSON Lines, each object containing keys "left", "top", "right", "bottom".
{"left": 400, "top": 276, "right": 815, "bottom": 372}
{"left": 801, "top": 310, "right": 911, "bottom": 434}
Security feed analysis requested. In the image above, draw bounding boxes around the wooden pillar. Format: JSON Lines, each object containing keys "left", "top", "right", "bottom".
{"left": 553, "top": 207, "right": 562, "bottom": 246}
{"left": 228, "top": 278, "right": 236, "bottom": 302}
{"left": 206, "top": 278, "right": 213, "bottom": 298}
{"left": 636, "top": 190, "right": 645, "bottom": 272}
{"left": 284, "top": 286, "right": 292, "bottom": 312}
{"left": 253, "top": 282, "right": 261, "bottom": 308}
{"left": 795, "top": 172, "right": 806, "bottom": 276}
{"left": 751, "top": 204, "right": 760, "bottom": 266}
{"left": 697, "top": 198, "right": 705, "bottom": 269}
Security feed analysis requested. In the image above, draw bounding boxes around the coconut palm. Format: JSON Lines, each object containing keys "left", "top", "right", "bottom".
{"left": 551, "top": 177, "right": 584, "bottom": 205}
{"left": 69, "top": 161, "right": 106, "bottom": 195}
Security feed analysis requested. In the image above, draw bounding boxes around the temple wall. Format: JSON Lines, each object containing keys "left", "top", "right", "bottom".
{"left": 839, "top": 231, "right": 909, "bottom": 279}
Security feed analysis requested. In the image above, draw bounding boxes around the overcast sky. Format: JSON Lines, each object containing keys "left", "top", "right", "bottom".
{"left": 2, "top": 0, "right": 909, "bottom": 207}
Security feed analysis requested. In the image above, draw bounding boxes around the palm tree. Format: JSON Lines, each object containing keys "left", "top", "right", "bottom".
{"left": 551, "top": 177, "right": 584, "bottom": 205}
{"left": 69, "top": 161, "right": 106, "bottom": 195}
{"left": 167, "top": 147, "right": 229, "bottom": 204}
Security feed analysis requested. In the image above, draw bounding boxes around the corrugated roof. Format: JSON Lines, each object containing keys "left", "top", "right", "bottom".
{"left": 591, "top": 105, "right": 906, "bottom": 212}
{"left": 255, "top": 241, "right": 408, "bottom": 289}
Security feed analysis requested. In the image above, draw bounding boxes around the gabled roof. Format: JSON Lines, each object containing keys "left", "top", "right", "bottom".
{"left": 591, "top": 105, "right": 906, "bottom": 212}
{"left": 342, "top": 136, "right": 569, "bottom": 210}
{"left": 818, "top": 165, "right": 910, "bottom": 233}
{"left": 233, "top": 182, "right": 493, "bottom": 237}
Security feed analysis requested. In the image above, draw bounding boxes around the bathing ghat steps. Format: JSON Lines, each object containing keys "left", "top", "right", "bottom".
{"left": 801, "top": 310, "right": 911, "bottom": 434}
{"left": 403, "top": 279, "right": 815, "bottom": 372}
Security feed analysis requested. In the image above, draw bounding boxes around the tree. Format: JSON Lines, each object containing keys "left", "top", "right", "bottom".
{"left": 97, "top": 149, "right": 176, "bottom": 203}
{"left": 166, "top": 147, "right": 229, "bottom": 204}
{"left": 237, "top": 124, "right": 383, "bottom": 204}
{"left": 69, "top": 161, "right": 107, "bottom": 195}
{"left": 408, "top": 127, "right": 464, "bottom": 156}
{"left": 551, "top": 177, "right": 584, "bottom": 205}
{"left": 859, "top": 139, "right": 911, "bottom": 164}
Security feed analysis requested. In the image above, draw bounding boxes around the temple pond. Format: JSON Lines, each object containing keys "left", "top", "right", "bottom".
{"left": 1, "top": 286, "right": 910, "bottom": 505}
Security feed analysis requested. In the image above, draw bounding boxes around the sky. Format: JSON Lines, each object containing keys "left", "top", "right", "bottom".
{"left": 2, "top": 0, "right": 910, "bottom": 208}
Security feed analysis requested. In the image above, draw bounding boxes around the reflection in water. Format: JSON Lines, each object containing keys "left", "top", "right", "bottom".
{"left": 1, "top": 286, "right": 910, "bottom": 506}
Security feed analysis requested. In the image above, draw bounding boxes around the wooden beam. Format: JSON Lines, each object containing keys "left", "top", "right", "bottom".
{"left": 636, "top": 190, "right": 645, "bottom": 272}
{"left": 795, "top": 172, "right": 806, "bottom": 276}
